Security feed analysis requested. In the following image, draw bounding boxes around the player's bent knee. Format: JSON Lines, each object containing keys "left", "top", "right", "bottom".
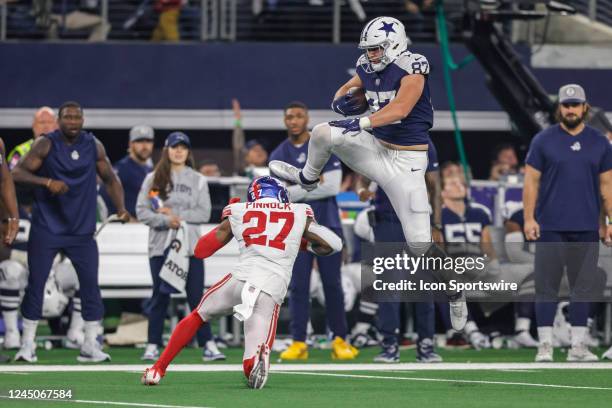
{"left": 0, "top": 260, "right": 28, "bottom": 291}
{"left": 311, "top": 123, "right": 336, "bottom": 147}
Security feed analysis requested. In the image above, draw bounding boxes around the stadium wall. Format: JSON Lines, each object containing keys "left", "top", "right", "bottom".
{"left": 1, "top": 42, "right": 610, "bottom": 112}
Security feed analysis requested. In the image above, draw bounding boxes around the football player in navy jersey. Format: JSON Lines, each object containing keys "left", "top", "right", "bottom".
{"left": 440, "top": 176, "right": 494, "bottom": 349}
{"left": 271, "top": 16, "right": 467, "bottom": 331}
{"left": 12, "top": 101, "right": 129, "bottom": 363}
{"left": 355, "top": 140, "right": 442, "bottom": 362}
{"left": 269, "top": 102, "right": 357, "bottom": 360}
{"left": 524, "top": 84, "right": 612, "bottom": 362}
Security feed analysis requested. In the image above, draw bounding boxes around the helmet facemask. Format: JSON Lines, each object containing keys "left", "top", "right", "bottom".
{"left": 360, "top": 42, "right": 392, "bottom": 73}
{"left": 358, "top": 17, "right": 410, "bottom": 73}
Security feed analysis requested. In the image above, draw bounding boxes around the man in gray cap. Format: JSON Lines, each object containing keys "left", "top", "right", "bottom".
{"left": 102, "top": 125, "right": 155, "bottom": 219}
{"left": 523, "top": 84, "right": 612, "bottom": 362}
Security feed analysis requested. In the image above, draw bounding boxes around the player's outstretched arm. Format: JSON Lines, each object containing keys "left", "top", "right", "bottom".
{"left": 302, "top": 219, "right": 343, "bottom": 256}
{"left": 194, "top": 218, "right": 234, "bottom": 259}
{"left": 0, "top": 138, "right": 19, "bottom": 244}
{"left": 368, "top": 74, "right": 424, "bottom": 128}
{"left": 95, "top": 139, "right": 129, "bottom": 221}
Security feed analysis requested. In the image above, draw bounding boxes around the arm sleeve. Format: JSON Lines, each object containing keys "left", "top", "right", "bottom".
{"left": 288, "top": 169, "right": 342, "bottom": 202}
{"left": 307, "top": 222, "right": 343, "bottom": 255}
{"left": 136, "top": 173, "right": 169, "bottom": 229}
{"left": 180, "top": 174, "right": 212, "bottom": 224}
{"left": 525, "top": 134, "right": 545, "bottom": 171}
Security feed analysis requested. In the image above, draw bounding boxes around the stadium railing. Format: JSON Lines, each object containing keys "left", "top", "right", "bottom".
{"left": 0, "top": 0, "right": 463, "bottom": 42}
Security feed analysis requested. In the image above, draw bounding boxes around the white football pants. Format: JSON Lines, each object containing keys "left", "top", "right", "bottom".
{"left": 196, "top": 274, "right": 280, "bottom": 362}
{"left": 302, "top": 122, "right": 431, "bottom": 250}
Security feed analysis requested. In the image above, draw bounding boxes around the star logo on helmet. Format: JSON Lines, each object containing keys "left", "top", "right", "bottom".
{"left": 379, "top": 21, "right": 396, "bottom": 37}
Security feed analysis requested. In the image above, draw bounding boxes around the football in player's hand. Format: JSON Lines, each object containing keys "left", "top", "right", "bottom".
{"left": 347, "top": 87, "right": 369, "bottom": 115}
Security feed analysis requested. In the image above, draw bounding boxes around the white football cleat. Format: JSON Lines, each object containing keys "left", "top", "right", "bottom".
{"left": 77, "top": 341, "right": 111, "bottom": 363}
{"left": 602, "top": 346, "right": 612, "bottom": 360}
{"left": 141, "top": 366, "right": 164, "bottom": 386}
{"left": 513, "top": 331, "right": 539, "bottom": 348}
{"left": 248, "top": 343, "right": 271, "bottom": 390}
{"left": 448, "top": 291, "right": 468, "bottom": 331}
{"left": 468, "top": 331, "right": 491, "bottom": 350}
{"left": 14, "top": 341, "right": 37, "bottom": 363}
{"left": 203, "top": 340, "right": 226, "bottom": 362}
{"left": 567, "top": 344, "right": 598, "bottom": 362}
{"left": 535, "top": 342, "right": 553, "bottom": 362}
{"left": 141, "top": 344, "right": 160, "bottom": 361}
{"left": 269, "top": 161, "right": 319, "bottom": 192}
{"left": 3, "top": 330, "right": 21, "bottom": 349}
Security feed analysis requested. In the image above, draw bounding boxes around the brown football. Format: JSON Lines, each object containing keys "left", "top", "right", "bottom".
{"left": 347, "top": 87, "right": 369, "bottom": 114}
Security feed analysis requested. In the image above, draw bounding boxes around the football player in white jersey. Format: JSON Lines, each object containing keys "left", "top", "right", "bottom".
{"left": 270, "top": 16, "right": 467, "bottom": 331}
{"left": 142, "top": 176, "right": 342, "bottom": 389}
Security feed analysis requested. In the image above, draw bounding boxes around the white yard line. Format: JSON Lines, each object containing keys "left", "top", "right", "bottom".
{"left": 2, "top": 362, "right": 612, "bottom": 372}
{"left": 278, "top": 371, "right": 612, "bottom": 391}
{"left": 0, "top": 396, "right": 211, "bottom": 408}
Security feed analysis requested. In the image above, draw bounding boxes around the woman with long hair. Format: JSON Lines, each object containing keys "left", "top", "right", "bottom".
{"left": 136, "top": 132, "right": 225, "bottom": 362}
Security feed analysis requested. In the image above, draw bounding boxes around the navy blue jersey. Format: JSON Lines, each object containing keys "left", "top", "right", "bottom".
{"left": 32, "top": 130, "right": 98, "bottom": 235}
{"left": 374, "top": 139, "right": 439, "bottom": 214}
{"left": 356, "top": 52, "right": 433, "bottom": 146}
{"left": 526, "top": 124, "right": 612, "bottom": 231}
{"left": 442, "top": 202, "right": 491, "bottom": 248}
{"left": 270, "top": 139, "right": 341, "bottom": 229}
{"left": 102, "top": 155, "right": 152, "bottom": 217}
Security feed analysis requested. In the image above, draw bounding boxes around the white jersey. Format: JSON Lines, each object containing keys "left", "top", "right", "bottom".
{"left": 223, "top": 198, "right": 314, "bottom": 303}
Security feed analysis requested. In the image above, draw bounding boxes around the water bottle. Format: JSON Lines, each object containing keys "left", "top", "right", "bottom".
{"left": 149, "top": 190, "right": 164, "bottom": 210}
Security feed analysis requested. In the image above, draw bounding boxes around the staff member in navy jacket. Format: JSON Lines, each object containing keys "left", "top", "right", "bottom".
{"left": 524, "top": 84, "right": 612, "bottom": 362}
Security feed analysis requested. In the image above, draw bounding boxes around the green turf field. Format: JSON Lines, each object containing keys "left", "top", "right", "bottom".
{"left": 1, "top": 347, "right": 611, "bottom": 408}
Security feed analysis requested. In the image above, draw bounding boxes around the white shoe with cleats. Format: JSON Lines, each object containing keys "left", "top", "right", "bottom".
{"left": 248, "top": 343, "right": 271, "bottom": 390}
{"left": 77, "top": 341, "right": 111, "bottom": 363}
{"left": 14, "top": 341, "right": 37, "bottom": 363}
{"left": 269, "top": 161, "right": 319, "bottom": 191}
{"left": 535, "top": 342, "right": 553, "bottom": 362}
{"left": 141, "top": 344, "right": 160, "bottom": 361}
{"left": 567, "top": 344, "right": 598, "bottom": 362}
{"left": 141, "top": 366, "right": 164, "bottom": 386}
{"left": 3, "top": 330, "right": 21, "bottom": 349}
{"left": 514, "top": 331, "right": 539, "bottom": 348}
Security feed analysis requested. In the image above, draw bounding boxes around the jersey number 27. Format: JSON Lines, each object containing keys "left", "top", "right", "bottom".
{"left": 242, "top": 211, "right": 294, "bottom": 250}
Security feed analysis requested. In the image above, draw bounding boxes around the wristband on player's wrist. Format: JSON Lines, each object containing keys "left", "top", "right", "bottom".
{"left": 359, "top": 117, "right": 372, "bottom": 130}
{"left": 431, "top": 223, "right": 443, "bottom": 231}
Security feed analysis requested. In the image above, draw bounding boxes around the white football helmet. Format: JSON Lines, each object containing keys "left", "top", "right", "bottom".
{"left": 358, "top": 16, "right": 411, "bottom": 73}
{"left": 42, "top": 271, "right": 69, "bottom": 318}
{"left": 53, "top": 261, "right": 80, "bottom": 296}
